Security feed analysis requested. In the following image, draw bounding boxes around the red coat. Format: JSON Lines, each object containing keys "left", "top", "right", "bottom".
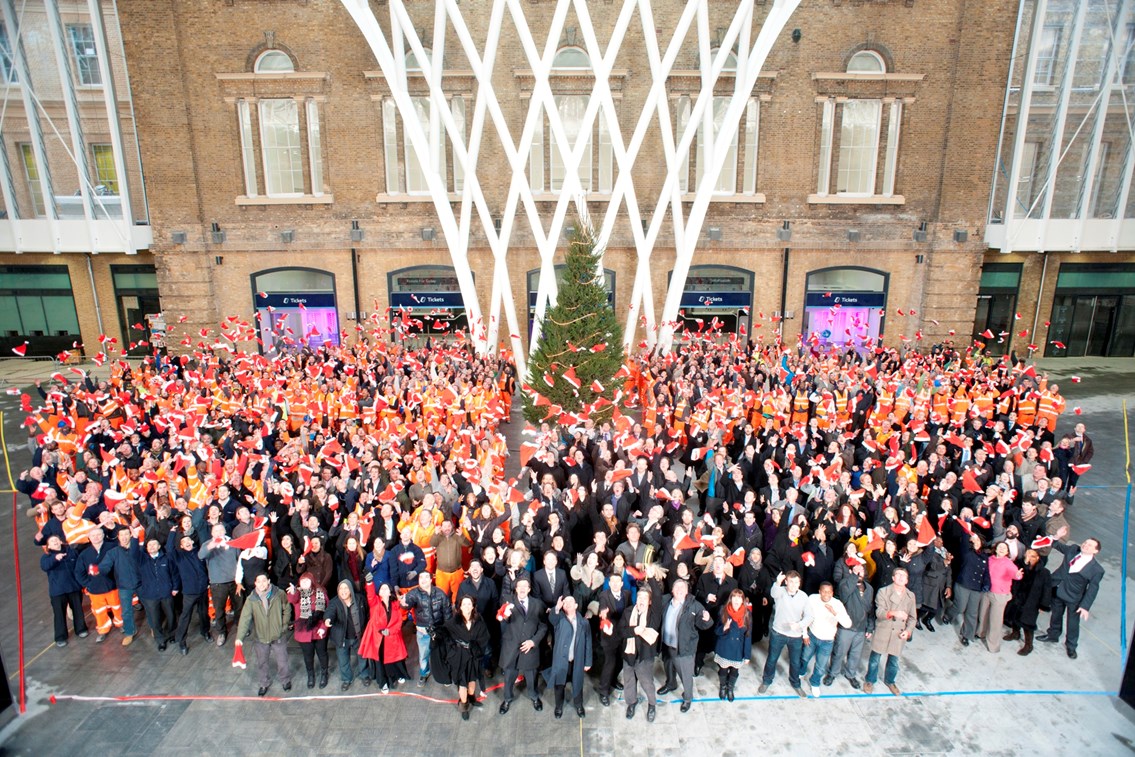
{"left": 359, "top": 582, "right": 408, "bottom": 663}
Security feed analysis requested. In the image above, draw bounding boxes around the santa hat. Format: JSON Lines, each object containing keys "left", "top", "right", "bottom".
{"left": 1070, "top": 464, "right": 1091, "bottom": 476}
{"left": 232, "top": 644, "right": 247, "bottom": 669}
{"left": 496, "top": 602, "right": 513, "bottom": 622}
{"left": 1030, "top": 536, "right": 1054, "bottom": 549}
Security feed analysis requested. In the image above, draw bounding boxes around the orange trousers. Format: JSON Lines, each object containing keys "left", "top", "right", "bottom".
{"left": 89, "top": 590, "right": 123, "bottom": 635}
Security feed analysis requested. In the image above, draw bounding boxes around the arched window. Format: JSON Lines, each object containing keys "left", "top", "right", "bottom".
{"left": 711, "top": 47, "right": 738, "bottom": 72}
{"left": 254, "top": 50, "right": 294, "bottom": 73}
{"left": 552, "top": 46, "right": 590, "bottom": 70}
{"left": 405, "top": 48, "right": 432, "bottom": 72}
{"left": 847, "top": 50, "right": 886, "bottom": 74}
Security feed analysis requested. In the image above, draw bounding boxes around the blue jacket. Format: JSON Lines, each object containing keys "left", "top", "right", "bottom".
{"left": 167, "top": 534, "right": 210, "bottom": 596}
{"left": 98, "top": 541, "right": 140, "bottom": 590}
{"left": 132, "top": 542, "right": 180, "bottom": 600}
{"left": 41, "top": 546, "right": 83, "bottom": 596}
{"left": 364, "top": 551, "right": 393, "bottom": 589}
{"left": 714, "top": 611, "right": 753, "bottom": 662}
{"left": 390, "top": 542, "right": 426, "bottom": 589}
{"left": 74, "top": 541, "right": 117, "bottom": 594}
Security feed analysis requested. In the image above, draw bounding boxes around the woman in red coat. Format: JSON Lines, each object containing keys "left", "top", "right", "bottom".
{"left": 359, "top": 579, "right": 409, "bottom": 691}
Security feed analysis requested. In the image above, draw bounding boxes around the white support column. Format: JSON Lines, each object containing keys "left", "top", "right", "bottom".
{"left": 86, "top": 0, "right": 136, "bottom": 252}
{"left": 338, "top": 0, "right": 800, "bottom": 365}
{"left": 658, "top": 0, "right": 800, "bottom": 351}
{"left": 1036, "top": 0, "right": 1088, "bottom": 254}
{"left": 1001, "top": 0, "right": 1049, "bottom": 254}
{"left": 44, "top": 0, "right": 97, "bottom": 249}
{"left": 3, "top": 0, "right": 59, "bottom": 252}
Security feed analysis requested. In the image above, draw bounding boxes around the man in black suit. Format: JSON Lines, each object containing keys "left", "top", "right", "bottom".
{"left": 533, "top": 551, "right": 570, "bottom": 609}
{"left": 1037, "top": 530, "right": 1104, "bottom": 659}
{"left": 499, "top": 577, "right": 547, "bottom": 713}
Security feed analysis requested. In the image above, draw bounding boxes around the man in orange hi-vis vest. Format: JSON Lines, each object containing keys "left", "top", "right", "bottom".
{"left": 1036, "top": 383, "right": 1066, "bottom": 443}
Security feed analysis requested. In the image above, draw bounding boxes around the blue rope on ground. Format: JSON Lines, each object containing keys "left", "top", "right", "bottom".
{"left": 658, "top": 688, "right": 1119, "bottom": 704}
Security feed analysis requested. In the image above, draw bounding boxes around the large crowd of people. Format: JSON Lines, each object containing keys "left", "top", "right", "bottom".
{"left": 21, "top": 327, "right": 1105, "bottom": 721}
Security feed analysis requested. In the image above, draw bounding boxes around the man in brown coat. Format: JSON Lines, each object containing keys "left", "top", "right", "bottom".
{"left": 864, "top": 567, "right": 917, "bottom": 695}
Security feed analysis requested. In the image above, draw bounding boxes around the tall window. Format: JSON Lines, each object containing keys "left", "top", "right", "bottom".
{"left": 19, "top": 144, "right": 44, "bottom": 217}
{"left": 258, "top": 99, "right": 303, "bottom": 196}
{"left": 91, "top": 144, "right": 118, "bottom": 194}
{"left": 678, "top": 49, "right": 761, "bottom": 197}
{"left": 836, "top": 100, "right": 881, "bottom": 195}
{"left": 381, "top": 50, "right": 463, "bottom": 196}
{"left": 815, "top": 51, "right": 902, "bottom": 199}
{"left": 528, "top": 48, "right": 612, "bottom": 194}
{"left": 66, "top": 24, "right": 101, "bottom": 86}
{"left": 236, "top": 52, "right": 326, "bottom": 199}
{"left": 0, "top": 23, "right": 15, "bottom": 84}
{"left": 405, "top": 96, "right": 449, "bottom": 195}
{"left": 1034, "top": 24, "right": 1062, "bottom": 86}
{"left": 549, "top": 95, "right": 591, "bottom": 192}
{"left": 695, "top": 97, "right": 739, "bottom": 195}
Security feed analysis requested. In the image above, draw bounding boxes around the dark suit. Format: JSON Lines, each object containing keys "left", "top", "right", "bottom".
{"left": 1043, "top": 541, "right": 1104, "bottom": 652}
{"left": 499, "top": 596, "right": 547, "bottom": 702}
{"left": 597, "top": 588, "right": 631, "bottom": 696}
{"left": 533, "top": 568, "right": 570, "bottom": 608}
{"left": 546, "top": 609, "right": 593, "bottom": 711}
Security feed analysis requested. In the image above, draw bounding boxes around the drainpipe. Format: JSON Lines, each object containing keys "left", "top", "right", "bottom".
{"left": 351, "top": 247, "right": 361, "bottom": 339}
{"left": 779, "top": 246, "right": 790, "bottom": 341}
{"left": 1031, "top": 253, "right": 1049, "bottom": 343}
{"left": 86, "top": 253, "right": 104, "bottom": 338}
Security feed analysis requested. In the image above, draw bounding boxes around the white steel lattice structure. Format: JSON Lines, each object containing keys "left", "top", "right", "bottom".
{"left": 338, "top": 0, "right": 800, "bottom": 377}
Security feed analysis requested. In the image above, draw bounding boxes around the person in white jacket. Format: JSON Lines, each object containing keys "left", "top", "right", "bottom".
{"left": 799, "top": 582, "right": 852, "bottom": 697}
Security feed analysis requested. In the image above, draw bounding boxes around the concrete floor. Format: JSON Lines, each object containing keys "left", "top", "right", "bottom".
{"left": 0, "top": 356, "right": 1134, "bottom": 755}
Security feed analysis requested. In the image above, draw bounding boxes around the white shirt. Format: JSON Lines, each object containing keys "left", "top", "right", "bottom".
{"left": 802, "top": 594, "right": 853, "bottom": 642}
{"left": 1068, "top": 554, "right": 1092, "bottom": 574}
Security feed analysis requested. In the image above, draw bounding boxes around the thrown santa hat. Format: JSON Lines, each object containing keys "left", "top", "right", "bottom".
{"left": 1030, "top": 535, "right": 1054, "bottom": 550}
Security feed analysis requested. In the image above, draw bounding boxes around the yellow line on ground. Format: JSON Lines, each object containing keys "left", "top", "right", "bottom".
{"left": 0, "top": 410, "right": 15, "bottom": 491}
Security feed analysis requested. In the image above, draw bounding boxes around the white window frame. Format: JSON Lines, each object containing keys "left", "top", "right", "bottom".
{"left": 530, "top": 102, "right": 545, "bottom": 192}
{"left": 451, "top": 95, "right": 466, "bottom": 193}
{"left": 816, "top": 99, "right": 835, "bottom": 196}
{"left": 598, "top": 110, "right": 613, "bottom": 194}
{"left": 258, "top": 98, "right": 304, "bottom": 197}
{"left": 306, "top": 99, "right": 324, "bottom": 197}
{"left": 742, "top": 98, "right": 760, "bottom": 195}
{"left": 382, "top": 98, "right": 401, "bottom": 194}
{"left": 676, "top": 95, "right": 691, "bottom": 194}
{"left": 237, "top": 99, "right": 259, "bottom": 197}
{"left": 66, "top": 23, "right": 101, "bottom": 87}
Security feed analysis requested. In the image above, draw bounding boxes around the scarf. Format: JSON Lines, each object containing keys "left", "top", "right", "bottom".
{"left": 298, "top": 587, "right": 327, "bottom": 620}
{"left": 725, "top": 602, "right": 749, "bottom": 629}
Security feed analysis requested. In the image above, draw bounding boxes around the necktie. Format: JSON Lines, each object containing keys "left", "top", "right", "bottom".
{"left": 1069, "top": 555, "right": 1080, "bottom": 569}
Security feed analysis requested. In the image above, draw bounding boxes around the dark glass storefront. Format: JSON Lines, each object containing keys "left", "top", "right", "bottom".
{"left": 973, "top": 263, "right": 1021, "bottom": 356}
{"left": 1047, "top": 263, "right": 1135, "bottom": 357}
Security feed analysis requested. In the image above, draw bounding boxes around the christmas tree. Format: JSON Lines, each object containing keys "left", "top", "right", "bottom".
{"left": 522, "top": 222, "right": 625, "bottom": 425}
